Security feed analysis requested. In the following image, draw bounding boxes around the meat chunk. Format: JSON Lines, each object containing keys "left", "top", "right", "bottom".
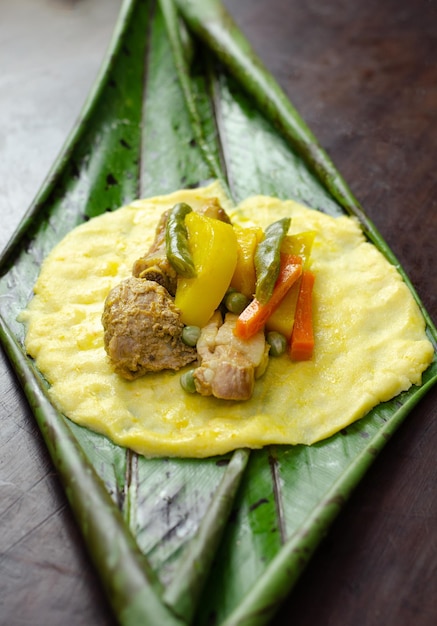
{"left": 194, "top": 312, "right": 270, "bottom": 401}
{"left": 198, "top": 197, "right": 231, "bottom": 224}
{"left": 102, "top": 277, "right": 196, "bottom": 379}
{"left": 132, "top": 210, "right": 178, "bottom": 295}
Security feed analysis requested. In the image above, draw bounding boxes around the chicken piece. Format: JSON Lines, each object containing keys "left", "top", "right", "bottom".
{"left": 194, "top": 312, "right": 270, "bottom": 401}
{"left": 102, "top": 277, "right": 196, "bottom": 379}
{"left": 132, "top": 210, "right": 178, "bottom": 295}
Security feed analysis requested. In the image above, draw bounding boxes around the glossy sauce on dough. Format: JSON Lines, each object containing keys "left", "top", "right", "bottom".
{"left": 21, "top": 183, "right": 434, "bottom": 458}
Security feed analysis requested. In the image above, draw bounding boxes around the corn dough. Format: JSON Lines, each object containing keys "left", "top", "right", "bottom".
{"left": 21, "top": 182, "right": 434, "bottom": 458}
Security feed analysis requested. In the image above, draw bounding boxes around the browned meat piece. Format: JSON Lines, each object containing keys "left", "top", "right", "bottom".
{"left": 198, "top": 197, "right": 231, "bottom": 224}
{"left": 102, "top": 277, "right": 197, "bottom": 379}
{"left": 193, "top": 312, "right": 270, "bottom": 401}
{"left": 132, "top": 210, "right": 178, "bottom": 295}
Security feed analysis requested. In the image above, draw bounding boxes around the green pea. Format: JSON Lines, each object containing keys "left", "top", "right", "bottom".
{"left": 266, "top": 331, "right": 287, "bottom": 357}
{"left": 165, "top": 202, "right": 196, "bottom": 278}
{"left": 181, "top": 325, "right": 201, "bottom": 347}
{"left": 225, "top": 290, "right": 250, "bottom": 315}
{"left": 180, "top": 369, "right": 197, "bottom": 394}
{"left": 255, "top": 217, "right": 291, "bottom": 304}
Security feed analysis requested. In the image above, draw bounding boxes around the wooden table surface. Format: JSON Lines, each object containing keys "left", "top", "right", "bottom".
{"left": 1, "top": 1, "right": 436, "bottom": 624}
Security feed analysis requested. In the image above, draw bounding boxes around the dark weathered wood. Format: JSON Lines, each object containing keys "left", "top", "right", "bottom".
{"left": 1, "top": 0, "right": 436, "bottom": 625}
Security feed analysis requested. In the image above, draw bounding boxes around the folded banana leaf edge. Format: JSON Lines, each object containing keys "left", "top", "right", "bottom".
{"left": 0, "top": 1, "right": 436, "bottom": 625}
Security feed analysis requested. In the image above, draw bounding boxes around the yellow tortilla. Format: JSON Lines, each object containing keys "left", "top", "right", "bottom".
{"left": 21, "top": 182, "right": 434, "bottom": 458}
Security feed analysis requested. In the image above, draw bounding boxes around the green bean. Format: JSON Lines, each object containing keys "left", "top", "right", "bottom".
{"left": 165, "top": 202, "right": 196, "bottom": 277}
{"left": 255, "top": 217, "right": 291, "bottom": 304}
{"left": 266, "top": 331, "right": 287, "bottom": 357}
{"left": 181, "top": 325, "right": 201, "bottom": 347}
{"left": 180, "top": 368, "right": 197, "bottom": 393}
{"left": 225, "top": 290, "right": 250, "bottom": 315}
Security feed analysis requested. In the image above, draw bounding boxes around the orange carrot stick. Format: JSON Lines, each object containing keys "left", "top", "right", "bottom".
{"left": 234, "top": 254, "right": 302, "bottom": 340}
{"left": 290, "top": 269, "right": 315, "bottom": 360}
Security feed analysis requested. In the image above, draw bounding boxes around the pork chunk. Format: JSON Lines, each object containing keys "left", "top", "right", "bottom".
{"left": 197, "top": 197, "right": 231, "bottom": 224}
{"left": 194, "top": 312, "right": 270, "bottom": 401}
{"left": 102, "top": 277, "right": 196, "bottom": 379}
{"left": 132, "top": 210, "right": 178, "bottom": 295}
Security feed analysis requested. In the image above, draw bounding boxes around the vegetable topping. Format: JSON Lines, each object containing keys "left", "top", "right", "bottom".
{"left": 265, "top": 231, "right": 315, "bottom": 339}
{"left": 230, "top": 225, "right": 263, "bottom": 298}
{"left": 290, "top": 269, "right": 316, "bottom": 361}
{"left": 224, "top": 290, "right": 250, "bottom": 315}
{"left": 165, "top": 202, "right": 197, "bottom": 278}
{"left": 266, "top": 331, "right": 287, "bottom": 357}
{"left": 234, "top": 253, "right": 302, "bottom": 340}
{"left": 254, "top": 217, "right": 291, "bottom": 304}
{"left": 174, "top": 211, "right": 238, "bottom": 328}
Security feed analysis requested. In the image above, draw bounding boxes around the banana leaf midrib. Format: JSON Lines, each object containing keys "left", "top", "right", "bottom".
{"left": 133, "top": 6, "right": 255, "bottom": 622}
{"left": 156, "top": 11, "right": 294, "bottom": 620}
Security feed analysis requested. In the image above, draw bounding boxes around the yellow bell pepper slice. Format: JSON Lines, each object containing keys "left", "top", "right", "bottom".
{"left": 281, "top": 231, "right": 315, "bottom": 268}
{"left": 175, "top": 212, "right": 238, "bottom": 327}
{"left": 265, "top": 232, "right": 315, "bottom": 339}
{"left": 230, "top": 226, "right": 263, "bottom": 298}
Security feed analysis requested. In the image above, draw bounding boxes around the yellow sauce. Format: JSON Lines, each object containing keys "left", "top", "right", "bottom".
{"left": 20, "top": 182, "right": 434, "bottom": 458}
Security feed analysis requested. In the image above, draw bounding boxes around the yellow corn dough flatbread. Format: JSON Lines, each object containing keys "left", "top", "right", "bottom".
{"left": 21, "top": 182, "right": 434, "bottom": 458}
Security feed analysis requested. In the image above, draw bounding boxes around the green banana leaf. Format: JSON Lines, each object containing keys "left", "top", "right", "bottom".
{"left": 0, "top": 0, "right": 436, "bottom": 625}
